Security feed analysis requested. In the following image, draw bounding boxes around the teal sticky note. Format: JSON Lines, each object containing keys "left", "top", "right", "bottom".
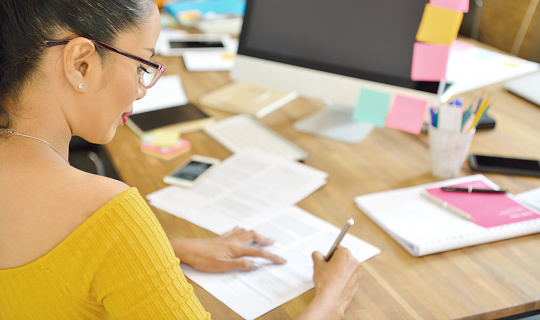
{"left": 353, "top": 88, "right": 392, "bottom": 127}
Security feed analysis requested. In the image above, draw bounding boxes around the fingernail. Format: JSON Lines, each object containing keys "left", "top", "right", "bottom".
{"left": 279, "top": 257, "right": 287, "bottom": 263}
{"left": 252, "top": 262, "right": 261, "bottom": 271}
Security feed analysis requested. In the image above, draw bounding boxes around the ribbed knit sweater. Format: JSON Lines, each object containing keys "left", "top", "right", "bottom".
{"left": 0, "top": 188, "right": 211, "bottom": 319}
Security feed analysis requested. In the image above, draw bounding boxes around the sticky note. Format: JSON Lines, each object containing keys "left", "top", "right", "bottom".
{"left": 430, "top": 0, "right": 469, "bottom": 13}
{"left": 416, "top": 4, "right": 463, "bottom": 44}
{"left": 352, "top": 88, "right": 392, "bottom": 127}
{"left": 411, "top": 42, "right": 450, "bottom": 81}
{"left": 385, "top": 94, "right": 428, "bottom": 134}
{"left": 152, "top": 129, "right": 181, "bottom": 147}
{"left": 452, "top": 40, "right": 474, "bottom": 51}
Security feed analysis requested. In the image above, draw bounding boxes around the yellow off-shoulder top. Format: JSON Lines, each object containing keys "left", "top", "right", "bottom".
{"left": 0, "top": 188, "right": 211, "bottom": 320}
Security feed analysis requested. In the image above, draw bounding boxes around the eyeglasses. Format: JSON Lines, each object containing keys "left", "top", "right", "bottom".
{"left": 44, "top": 39, "right": 166, "bottom": 89}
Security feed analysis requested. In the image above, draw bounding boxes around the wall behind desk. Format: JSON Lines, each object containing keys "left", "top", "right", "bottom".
{"left": 460, "top": 0, "right": 540, "bottom": 63}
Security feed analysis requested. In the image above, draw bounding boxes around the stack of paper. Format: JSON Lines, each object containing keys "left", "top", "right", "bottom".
{"left": 148, "top": 149, "right": 328, "bottom": 234}
{"left": 148, "top": 149, "right": 380, "bottom": 319}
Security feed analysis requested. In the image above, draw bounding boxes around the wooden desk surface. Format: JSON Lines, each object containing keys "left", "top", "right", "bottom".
{"left": 106, "top": 54, "right": 540, "bottom": 319}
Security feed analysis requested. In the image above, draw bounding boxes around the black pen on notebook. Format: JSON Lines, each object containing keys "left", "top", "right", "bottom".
{"left": 325, "top": 219, "right": 354, "bottom": 261}
{"left": 441, "top": 186, "right": 508, "bottom": 194}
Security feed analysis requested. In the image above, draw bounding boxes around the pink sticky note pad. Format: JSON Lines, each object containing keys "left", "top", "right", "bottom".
{"left": 385, "top": 94, "right": 428, "bottom": 134}
{"left": 430, "top": 0, "right": 469, "bottom": 13}
{"left": 411, "top": 42, "right": 450, "bottom": 81}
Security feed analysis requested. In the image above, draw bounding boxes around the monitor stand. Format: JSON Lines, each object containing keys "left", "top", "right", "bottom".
{"left": 293, "top": 103, "right": 374, "bottom": 144}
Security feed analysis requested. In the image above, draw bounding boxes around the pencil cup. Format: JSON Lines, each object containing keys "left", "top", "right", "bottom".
{"left": 428, "top": 125, "right": 475, "bottom": 179}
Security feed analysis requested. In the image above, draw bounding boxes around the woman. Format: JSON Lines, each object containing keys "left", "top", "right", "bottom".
{"left": 0, "top": 0, "right": 362, "bottom": 319}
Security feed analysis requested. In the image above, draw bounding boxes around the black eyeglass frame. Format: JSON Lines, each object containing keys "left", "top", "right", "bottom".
{"left": 43, "top": 39, "right": 166, "bottom": 89}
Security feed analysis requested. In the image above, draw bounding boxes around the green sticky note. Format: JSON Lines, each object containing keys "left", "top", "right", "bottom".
{"left": 416, "top": 3, "right": 463, "bottom": 44}
{"left": 353, "top": 88, "right": 392, "bottom": 127}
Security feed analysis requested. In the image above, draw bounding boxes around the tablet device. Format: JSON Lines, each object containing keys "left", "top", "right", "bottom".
{"left": 503, "top": 71, "right": 540, "bottom": 106}
{"left": 158, "top": 33, "right": 234, "bottom": 56}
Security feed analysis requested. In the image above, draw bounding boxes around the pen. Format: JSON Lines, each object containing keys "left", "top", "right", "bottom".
{"left": 422, "top": 193, "right": 473, "bottom": 221}
{"left": 441, "top": 186, "right": 508, "bottom": 193}
{"left": 325, "top": 218, "right": 354, "bottom": 261}
{"left": 469, "top": 98, "right": 490, "bottom": 132}
{"left": 430, "top": 107, "right": 438, "bottom": 127}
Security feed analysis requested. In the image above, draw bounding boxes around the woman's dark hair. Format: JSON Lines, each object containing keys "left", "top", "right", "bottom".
{"left": 0, "top": 0, "right": 155, "bottom": 130}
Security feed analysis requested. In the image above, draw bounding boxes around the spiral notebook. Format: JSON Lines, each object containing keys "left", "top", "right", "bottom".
{"left": 354, "top": 175, "right": 540, "bottom": 256}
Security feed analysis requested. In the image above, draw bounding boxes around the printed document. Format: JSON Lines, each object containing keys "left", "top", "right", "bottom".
{"left": 180, "top": 206, "right": 381, "bottom": 320}
{"left": 147, "top": 149, "right": 328, "bottom": 234}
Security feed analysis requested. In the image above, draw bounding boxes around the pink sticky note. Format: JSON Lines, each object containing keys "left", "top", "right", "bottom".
{"left": 430, "top": 0, "right": 469, "bottom": 13}
{"left": 411, "top": 42, "right": 451, "bottom": 81}
{"left": 452, "top": 40, "right": 474, "bottom": 51}
{"left": 385, "top": 94, "right": 428, "bottom": 134}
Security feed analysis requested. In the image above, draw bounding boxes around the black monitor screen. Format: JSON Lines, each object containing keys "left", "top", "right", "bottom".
{"left": 238, "top": 0, "right": 441, "bottom": 93}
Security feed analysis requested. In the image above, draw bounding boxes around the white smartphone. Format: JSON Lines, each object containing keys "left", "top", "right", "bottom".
{"left": 157, "top": 33, "right": 234, "bottom": 56}
{"left": 163, "top": 155, "right": 220, "bottom": 188}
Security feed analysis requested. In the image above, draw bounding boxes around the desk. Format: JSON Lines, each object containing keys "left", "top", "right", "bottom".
{"left": 105, "top": 52, "right": 540, "bottom": 319}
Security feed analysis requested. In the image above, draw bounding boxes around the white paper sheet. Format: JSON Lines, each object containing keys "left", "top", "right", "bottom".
{"left": 180, "top": 206, "right": 381, "bottom": 320}
{"left": 183, "top": 51, "right": 236, "bottom": 72}
{"left": 183, "top": 39, "right": 238, "bottom": 72}
{"left": 147, "top": 149, "right": 328, "bottom": 234}
{"left": 517, "top": 187, "right": 540, "bottom": 211}
{"left": 132, "top": 75, "right": 188, "bottom": 114}
{"left": 443, "top": 42, "right": 539, "bottom": 101}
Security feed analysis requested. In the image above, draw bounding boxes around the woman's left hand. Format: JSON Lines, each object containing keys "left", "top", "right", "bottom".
{"left": 170, "top": 227, "right": 286, "bottom": 272}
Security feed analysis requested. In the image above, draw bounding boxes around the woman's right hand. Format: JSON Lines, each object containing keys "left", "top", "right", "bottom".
{"left": 296, "top": 247, "right": 362, "bottom": 320}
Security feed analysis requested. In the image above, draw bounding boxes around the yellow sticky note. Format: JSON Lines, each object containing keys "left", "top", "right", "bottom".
{"left": 416, "top": 4, "right": 463, "bottom": 45}
{"left": 221, "top": 52, "right": 236, "bottom": 60}
{"left": 152, "top": 129, "right": 180, "bottom": 148}
{"left": 502, "top": 59, "right": 523, "bottom": 68}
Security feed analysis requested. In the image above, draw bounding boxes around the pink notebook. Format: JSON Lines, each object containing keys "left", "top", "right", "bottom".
{"left": 424, "top": 180, "right": 540, "bottom": 228}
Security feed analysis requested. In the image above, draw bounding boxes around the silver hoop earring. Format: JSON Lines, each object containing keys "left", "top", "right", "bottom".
{"left": 78, "top": 83, "right": 84, "bottom": 90}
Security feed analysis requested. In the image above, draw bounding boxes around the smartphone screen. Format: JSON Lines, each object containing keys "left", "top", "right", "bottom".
{"left": 172, "top": 160, "right": 214, "bottom": 181}
{"left": 473, "top": 155, "right": 540, "bottom": 170}
{"left": 469, "top": 154, "right": 540, "bottom": 177}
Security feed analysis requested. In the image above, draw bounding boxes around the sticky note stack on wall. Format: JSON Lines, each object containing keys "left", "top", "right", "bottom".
{"left": 412, "top": 0, "right": 468, "bottom": 81}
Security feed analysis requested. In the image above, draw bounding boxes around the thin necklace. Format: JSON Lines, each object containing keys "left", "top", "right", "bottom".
{"left": 1, "top": 128, "right": 70, "bottom": 165}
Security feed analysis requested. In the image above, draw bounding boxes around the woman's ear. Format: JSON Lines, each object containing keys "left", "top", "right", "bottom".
{"left": 61, "top": 37, "right": 101, "bottom": 92}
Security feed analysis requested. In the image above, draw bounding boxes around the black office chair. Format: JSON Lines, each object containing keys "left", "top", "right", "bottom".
{"left": 69, "top": 136, "right": 121, "bottom": 180}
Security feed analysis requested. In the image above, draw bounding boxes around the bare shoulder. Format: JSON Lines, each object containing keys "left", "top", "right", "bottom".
{"left": 0, "top": 167, "right": 131, "bottom": 269}
{"left": 69, "top": 169, "right": 131, "bottom": 215}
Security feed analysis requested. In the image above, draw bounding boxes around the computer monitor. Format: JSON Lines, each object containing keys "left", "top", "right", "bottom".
{"left": 231, "top": 0, "right": 443, "bottom": 143}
